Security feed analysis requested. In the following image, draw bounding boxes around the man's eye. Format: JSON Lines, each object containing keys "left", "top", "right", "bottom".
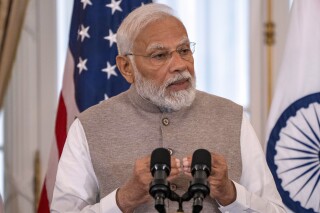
{"left": 150, "top": 52, "right": 168, "bottom": 60}
{"left": 178, "top": 47, "right": 191, "bottom": 55}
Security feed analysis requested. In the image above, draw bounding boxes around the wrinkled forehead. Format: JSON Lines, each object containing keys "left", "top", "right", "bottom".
{"left": 133, "top": 16, "right": 189, "bottom": 51}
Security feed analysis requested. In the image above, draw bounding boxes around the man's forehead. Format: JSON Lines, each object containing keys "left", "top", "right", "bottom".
{"left": 145, "top": 37, "right": 190, "bottom": 51}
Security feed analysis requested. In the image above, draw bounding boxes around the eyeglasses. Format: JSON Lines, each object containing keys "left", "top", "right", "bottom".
{"left": 125, "top": 42, "right": 196, "bottom": 66}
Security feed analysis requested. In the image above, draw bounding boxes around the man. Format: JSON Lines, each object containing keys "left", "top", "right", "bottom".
{"left": 51, "top": 3, "right": 286, "bottom": 213}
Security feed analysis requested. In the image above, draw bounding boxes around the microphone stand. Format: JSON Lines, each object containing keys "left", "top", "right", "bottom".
{"left": 153, "top": 182, "right": 209, "bottom": 213}
{"left": 149, "top": 180, "right": 170, "bottom": 213}
{"left": 168, "top": 188, "right": 195, "bottom": 213}
{"left": 150, "top": 182, "right": 184, "bottom": 213}
{"left": 168, "top": 190, "right": 183, "bottom": 212}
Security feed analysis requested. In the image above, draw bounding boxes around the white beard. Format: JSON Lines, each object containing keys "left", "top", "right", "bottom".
{"left": 132, "top": 62, "right": 196, "bottom": 111}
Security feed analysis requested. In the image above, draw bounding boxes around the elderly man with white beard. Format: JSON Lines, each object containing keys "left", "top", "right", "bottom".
{"left": 51, "top": 3, "right": 286, "bottom": 213}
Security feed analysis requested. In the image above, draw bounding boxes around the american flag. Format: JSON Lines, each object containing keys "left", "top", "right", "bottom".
{"left": 38, "top": 0, "right": 152, "bottom": 212}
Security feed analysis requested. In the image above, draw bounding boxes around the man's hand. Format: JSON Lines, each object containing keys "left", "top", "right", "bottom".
{"left": 117, "top": 155, "right": 181, "bottom": 213}
{"left": 182, "top": 152, "right": 236, "bottom": 206}
{"left": 208, "top": 153, "right": 236, "bottom": 206}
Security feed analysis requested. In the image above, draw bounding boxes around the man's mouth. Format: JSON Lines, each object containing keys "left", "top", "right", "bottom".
{"left": 167, "top": 78, "right": 190, "bottom": 91}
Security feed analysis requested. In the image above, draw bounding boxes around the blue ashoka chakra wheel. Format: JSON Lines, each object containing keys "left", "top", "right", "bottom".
{"left": 267, "top": 92, "right": 320, "bottom": 213}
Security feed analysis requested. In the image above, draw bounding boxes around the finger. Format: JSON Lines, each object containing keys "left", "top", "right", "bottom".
{"left": 211, "top": 152, "right": 226, "bottom": 167}
{"left": 168, "top": 158, "right": 180, "bottom": 178}
{"left": 182, "top": 157, "right": 191, "bottom": 173}
{"left": 210, "top": 153, "right": 228, "bottom": 173}
{"left": 134, "top": 156, "right": 154, "bottom": 183}
{"left": 175, "top": 158, "right": 182, "bottom": 173}
{"left": 171, "top": 157, "right": 181, "bottom": 170}
{"left": 168, "top": 163, "right": 181, "bottom": 181}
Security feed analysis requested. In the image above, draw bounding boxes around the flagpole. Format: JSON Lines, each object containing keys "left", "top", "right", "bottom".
{"left": 265, "top": 0, "right": 275, "bottom": 112}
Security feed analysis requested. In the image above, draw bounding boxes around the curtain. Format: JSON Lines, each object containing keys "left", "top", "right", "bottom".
{"left": 0, "top": 0, "right": 29, "bottom": 108}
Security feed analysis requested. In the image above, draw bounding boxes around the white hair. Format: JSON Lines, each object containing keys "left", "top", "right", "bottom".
{"left": 130, "top": 59, "right": 196, "bottom": 111}
{"left": 116, "top": 3, "right": 180, "bottom": 55}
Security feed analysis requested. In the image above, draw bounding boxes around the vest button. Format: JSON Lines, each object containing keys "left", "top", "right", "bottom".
{"left": 170, "top": 184, "right": 177, "bottom": 191}
{"left": 162, "top": 118, "right": 169, "bottom": 126}
{"left": 167, "top": 148, "right": 174, "bottom": 155}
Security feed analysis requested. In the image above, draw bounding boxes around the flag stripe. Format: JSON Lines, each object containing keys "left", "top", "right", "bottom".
{"left": 55, "top": 94, "right": 67, "bottom": 157}
{"left": 38, "top": 180, "right": 50, "bottom": 213}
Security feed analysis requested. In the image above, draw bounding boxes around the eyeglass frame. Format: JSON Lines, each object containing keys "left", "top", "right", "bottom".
{"left": 124, "top": 42, "right": 196, "bottom": 66}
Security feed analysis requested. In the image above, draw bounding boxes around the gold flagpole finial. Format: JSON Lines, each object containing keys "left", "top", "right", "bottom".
{"left": 265, "top": 0, "right": 275, "bottom": 112}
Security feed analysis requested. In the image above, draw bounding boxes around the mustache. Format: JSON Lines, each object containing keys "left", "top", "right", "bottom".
{"left": 164, "top": 71, "right": 192, "bottom": 88}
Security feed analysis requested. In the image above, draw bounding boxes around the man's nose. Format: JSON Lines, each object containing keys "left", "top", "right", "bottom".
{"left": 167, "top": 51, "right": 188, "bottom": 72}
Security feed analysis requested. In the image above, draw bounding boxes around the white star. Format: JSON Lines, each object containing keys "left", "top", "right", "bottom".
{"left": 99, "top": 94, "right": 109, "bottom": 103}
{"left": 78, "top": 25, "right": 90, "bottom": 42}
{"left": 81, "top": 0, "right": 92, "bottom": 9}
{"left": 102, "top": 62, "right": 118, "bottom": 79}
{"left": 106, "top": 0, "right": 123, "bottom": 15}
{"left": 104, "top": 94, "right": 109, "bottom": 100}
{"left": 77, "top": 57, "right": 88, "bottom": 74}
{"left": 104, "top": 29, "right": 117, "bottom": 47}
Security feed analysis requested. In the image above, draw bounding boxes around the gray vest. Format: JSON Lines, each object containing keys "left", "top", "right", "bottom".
{"left": 79, "top": 86, "right": 243, "bottom": 213}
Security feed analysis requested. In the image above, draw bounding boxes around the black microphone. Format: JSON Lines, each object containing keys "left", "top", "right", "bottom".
{"left": 149, "top": 148, "right": 171, "bottom": 213}
{"left": 188, "top": 149, "right": 211, "bottom": 213}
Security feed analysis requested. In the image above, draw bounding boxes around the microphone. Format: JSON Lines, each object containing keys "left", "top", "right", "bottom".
{"left": 149, "top": 148, "right": 171, "bottom": 213}
{"left": 188, "top": 149, "right": 211, "bottom": 213}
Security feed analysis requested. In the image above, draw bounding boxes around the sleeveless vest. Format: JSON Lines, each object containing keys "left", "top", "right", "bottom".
{"left": 79, "top": 86, "right": 243, "bottom": 212}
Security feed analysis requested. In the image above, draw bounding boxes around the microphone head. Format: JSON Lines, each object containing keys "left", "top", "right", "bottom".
{"left": 191, "top": 149, "right": 211, "bottom": 176}
{"left": 150, "top": 148, "right": 171, "bottom": 176}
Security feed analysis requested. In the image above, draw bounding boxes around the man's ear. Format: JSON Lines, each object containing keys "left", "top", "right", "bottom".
{"left": 116, "top": 55, "right": 134, "bottom": 84}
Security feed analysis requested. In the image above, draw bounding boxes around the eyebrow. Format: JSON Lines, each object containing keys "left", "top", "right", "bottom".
{"left": 146, "top": 43, "right": 166, "bottom": 52}
{"left": 146, "top": 37, "right": 190, "bottom": 52}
